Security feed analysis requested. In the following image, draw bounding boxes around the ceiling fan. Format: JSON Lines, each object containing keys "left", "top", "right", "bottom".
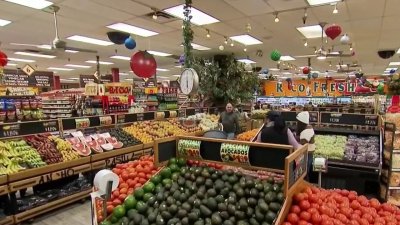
{"left": 9, "top": 5, "right": 97, "bottom": 54}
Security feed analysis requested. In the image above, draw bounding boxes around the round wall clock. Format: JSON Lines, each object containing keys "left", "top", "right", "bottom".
{"left": 179, "top": 68, "right": 199, "bottom": 95}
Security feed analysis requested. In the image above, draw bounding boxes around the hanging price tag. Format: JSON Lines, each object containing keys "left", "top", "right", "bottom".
{"left": 22, "top": 64, "right": 35, "bottom": 76}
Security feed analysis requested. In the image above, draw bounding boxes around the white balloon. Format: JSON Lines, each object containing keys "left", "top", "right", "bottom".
{"left": 340, "top": 34, "right": 350, "bottom": 44}
{"left": 219, "top": 45, "right": 224, "bottom": 51}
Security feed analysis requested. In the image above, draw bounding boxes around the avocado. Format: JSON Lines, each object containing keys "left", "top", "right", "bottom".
{"left": 235, "top": 188, "right": 245, "bottom": 198}
{"left": 211, "top": 212, "right": 222, "bottom": 225}
{"left": 276, "top": 192, "right": 285, "bottom": 203}
{"left": 228, "top": 175, "right": 238, "bottom": 184}
{"left": 237, "top": 220, "right": 250, "bottom": 225}
{"left": 181, "top": 217, "right": 189, "bottom": 225}
{"left": 161, "top": 211, "right": 172, "bottom": 221}
{"left": 269, "top": 202, "right": 281, "bottom": 212}
{"left": 188, "top": 212, "right": 199, "bottom": 221}
{"left": 227, "top": 204, "right": 236, "bottom": 215}
{"left": 249, "top": 218, "right": 260, "bottom": 225}
{"left": 246, "top": 207, "right": 254, "bottom": 217}
{"left": 265, "top": 211, "right": 277, "bottom": 223}
{"left": 132, "top": 213, "right": 142, "bottom": 224}
{"left": 214, "top": 180, "right": 224, "bottom": 191}
{"left": 206, "top": 198, "right": 218, "bottom": 210}
{"left": 155, "top": 215, "right": 165, "bottom": 225}
{"left": 196, "top": 176, "right": 205, "bottom": 185}
{"left": 255, "top": 208, "right": 264, "bottom": 222}
{"left": 217, "top": 203, "right": 227, "bottom": 211}
{"left": 182, "top": 202, "right": 192, "bottom": 211}
{"left": 259, "top": 202, "right": 269, "bottom": 212}
{"left": 176, "top": 209, "right": 187, "bottom": 218}
{"left": 199, "top": 205, "right": 212, "bottom": 217}
{"left": 238, "top": 198, "right": 248, "bottom": 211}
{"left": 206, "top": 188, "right": 217, "bottom": 197}
{"left": 166, "top": 218, "right": 179, "bottom": 225}
{"left": 220, "top": 211, "right": 229, "bottom": 220}
{"left": 247, "top": 197, "right": 257, "bottom": 206}
{"left": 168, "top": 204, "right": 178, "bottom": 215}
{"left": 234, "top": 210, "right": 246, "bottom": 220}
{"left": 223, "top": 221, "right": 234, "bottom": 225}
{"left": 147, "top": 213, "right": 157, "bottom": 223}
{"left": 127, "top": 209, "right": 138, "bottom": 219}
{"left": 205, "top": 179, "right": 214, "bottom": 188}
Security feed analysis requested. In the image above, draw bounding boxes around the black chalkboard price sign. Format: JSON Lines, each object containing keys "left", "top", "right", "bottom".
{"left": 320, "top": 113, "right": 378, "bottom": 126}
{"left": 280, "top": 111, "right": 318, "bottom": 124}
{"left": 136, "top": 113, "right": 144, "bottom": 121}
{"left": 0, "top": 119, "right": 60, "bottom": 138}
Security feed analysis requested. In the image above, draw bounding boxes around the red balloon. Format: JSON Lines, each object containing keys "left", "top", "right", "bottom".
{"left": 0, "top": 51, "right": 8, "bottom": 67}
{"left": 303, "top": 66, "right": 310, "bottom": 74}
{"left": 325, "top": 24, "right": 342, "bottom": 40}
{"left": 130, "top": 51, "right": 157, "bottom": 78}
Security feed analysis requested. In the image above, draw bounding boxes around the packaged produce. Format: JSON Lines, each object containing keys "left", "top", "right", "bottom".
{"left": 284, "top": 186, "right": 400, "bottom": 225}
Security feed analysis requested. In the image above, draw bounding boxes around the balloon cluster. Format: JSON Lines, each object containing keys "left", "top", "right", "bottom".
{"left": 107, "top": 31, "right": 136, "bottom": 50}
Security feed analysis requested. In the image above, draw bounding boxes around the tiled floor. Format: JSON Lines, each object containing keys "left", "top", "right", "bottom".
{"left": 30, "top": 201, "right": 91, "bottom": 225}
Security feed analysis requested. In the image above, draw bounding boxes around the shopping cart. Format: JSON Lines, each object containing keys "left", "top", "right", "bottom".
{"left": 203, "top": 123, "right": 227, "bottom": 139}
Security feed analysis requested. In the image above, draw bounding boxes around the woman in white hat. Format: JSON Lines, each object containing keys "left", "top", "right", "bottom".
{"left": 296, "top": 111, "right": 316, "bottom": 182}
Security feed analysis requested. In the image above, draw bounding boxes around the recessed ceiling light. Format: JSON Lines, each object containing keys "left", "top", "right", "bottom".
{"left": 147, "top": 50, "right": 172, "bottom": 57}
{"left": 48, "top": 67, "right": 74, "bottom": 71}
{"left": 8, "top": 57, "right": 35, "bottom": 62}
{"left": 65, "top": 49, "right": 79, "bottom": 53}
{"left": 280, "top": 56, "right": 296, "bottom": 61}
{"left": 296, "top": 25, "right": 326, "bottom": 39}
{"left": 229, "top": 35, "right": 262, "bottom": 45}
{"left": 156, "top": 68, "right": 170, "bottom": 72}
{"left": 0, "top": 19, "right": 11, "bottom": 26}
{"left": 5, "top": 0, "right": 53, "bottom": 9}
{"left": 15, "top": 51, "right": 56, "bottom": 58}
{"left": 86, "top": 60, "right": 114, "bottom": 65}
{"left": 107, "top": 23, "right": 159, "bottom": 37}
{"left": 173, "top": 75, "right": 181, "bottom": 77}
{"left": 307, "top": 0, "right": 341, "bottom": 6}
{"left": 110, "top": 55, "right": 131, "bottom": 61}
{"left": 164, "top": 4, "right": 219, "bottom": 25}
{"left": 237, "top": 59, "right": 256, "bottom": 64}
{"left": 65, "top": 64, "right": 91, "bottom": 68}
{"left": 389, "top": 62, "right": 400, "bottom": 66}
{"left": 67, "top": 35, "right": 113, "bottom": 46}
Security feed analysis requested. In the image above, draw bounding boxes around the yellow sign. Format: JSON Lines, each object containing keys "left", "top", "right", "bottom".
{"left": 104, "top": 82, "right": 132, "bottom": 96}
{"left": 0, "top": 86, "right": 38, "bottom": 96}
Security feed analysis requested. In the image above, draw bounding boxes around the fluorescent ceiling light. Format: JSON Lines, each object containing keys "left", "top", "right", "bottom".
{"left": 15, "top": 51, "right": 56, "bottom": 58}
{"left": 65, "top": 64, "right": 91, "bottom": 68}
{"left": 6, "top": 63, "right": 17, "bottom": 66}
{"left": 0, "top": 19, "right": 11, "bottom": 26}
{"left": 164, "top": 4, "right": 219, "bottom": 25}
{"left": 69, "top": 78, "right": 79, "bottom": 80}
{"left": 147, "top": 50, "right": 172, "bottom": 57}
{"left": 5, "top": 0, "right": 53, "bottom": 9}
{"left": 65, "top": 49, "right": 79, "bottom": 53}
{"left": 229, "top": 35, "right": 262, "bottom": 45}
{"left": 389, "top": 62, "right": 400, "bottom": 66}
{"left": 156, "top": 68, "right": 170, "bottom": 72}
{"left": 86, "top": 60, "right": 114, "bottom": 65}
{"left": 180, "top": 43, "right": 211, "bottom": 51}
{"left": 67, "top": 35, "right": 113, "bottom": 46}
{"left": 48, "top": 67, "right": 74, "bottom": 71}
{"left": 173, "top": 75, "right": 181, "bottom": 77}
{"left": 237, "top": 59, "right": 256, "bottom": 64}
{"left": 297, "top": 25, "right": 326, "bottom": 38}
{"left": 110, "top": 55, "right": 131, "bottom": 61}
{"left": 158, "top": 76, "right": 168, "bottom": 79}
{"left": 280, "top": 76, "right": 288, "bottom": 79}
{"left": 385, "top": 67, "right": 397, "bottom": 71}
{"left": 307, "top": 0, "right": 341, "bottom": 6}
{"left": 280, "top": 56, "right": 296, "bottom": 61}
{"left": 175, "top": 65, "right": 182, "bottom": 68}
{"left": 107, "top": 23, "right": 158, "bottom": 37}
{"left": 282, "top": 72, "right": 292, "bottom": 75}
{"left": 311, "top": 71, "right": 320, "bottom": 73}
{"left": 8, "top": 57, "right": 35, "bottom": 62}
{"left": 124, "top": 78, "right": 133, "bottom": 81}
{"left": 119, "top": 72, "right": 129, "bottom": 75}
{"left": 269, "top": 68, "right": 280, "bottom": 71}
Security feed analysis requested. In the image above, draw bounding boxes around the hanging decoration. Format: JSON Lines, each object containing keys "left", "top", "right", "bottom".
{"left": 340, "top": 34, "right": 350, "bottom": 44}
{"left": 286, "top": 77, "right": 293, "bottom": 90}
{"left": 130, "top": 51, "right": 157, "bottom": 78}
{"left": 325, "top": 24, "right": 342, "bottom": 40}
{"left": 355, "top": 72, "right": 364, "bottom": 78}
{"left": 0, "top": 51, "right": 8, "bottom": 67}
{"left": 179, "top": 54, "right": 185, "bottom": 65}
{"left": 377, "top": 83, "right": 385, "bottom": 94}
{"left": 377, "top": 50, "right": 395, "bottom": 59}
{"left": 311, "top": 72, "right": 319, "bottom": 79}
{"left": 270, "top": 50, "right": 281, "bottom": 61}
{"left": 261, "top": 68, "right": 269, "bottom": 75}
{"left": 124, "top": 37, "right": 136, "bottom": 50}
{"left": 107, "top": 31, "right": 130, "bottom": 45}
{"left": 182, "top": 0, "right": 194, "bottom": 68}
{"left": 302, "top": 66, "right": 310, "bottom": 74}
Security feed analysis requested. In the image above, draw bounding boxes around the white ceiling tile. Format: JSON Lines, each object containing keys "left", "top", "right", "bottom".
{"left": 267, "top": 0, "right": 308, "bottom": 11}
{"left": 93, "top": 0, "right": 152, "bottom": 16}
{"left": 223, "top": 0, "right": 274, "bottom": 16}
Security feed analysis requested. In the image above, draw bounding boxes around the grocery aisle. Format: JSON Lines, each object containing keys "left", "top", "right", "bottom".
{"left": 31, "top": 202, "right": 90, "bottom": 225}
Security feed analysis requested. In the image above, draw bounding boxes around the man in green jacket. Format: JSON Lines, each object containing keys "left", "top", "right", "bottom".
{"left": 219, "top": 103, "right": 240, "bottom": 139}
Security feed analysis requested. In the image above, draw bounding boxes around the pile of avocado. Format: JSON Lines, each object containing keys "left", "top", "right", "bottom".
{"left": 104, "top": 158, "right": 284, "bottom": 225}
{"left": 108, "top": 128, "right": 142, "bottom": 147}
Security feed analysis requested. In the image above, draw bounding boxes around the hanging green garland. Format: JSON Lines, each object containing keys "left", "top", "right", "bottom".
{"left": 183, "top": 0, "right": 193, "bottom": 68}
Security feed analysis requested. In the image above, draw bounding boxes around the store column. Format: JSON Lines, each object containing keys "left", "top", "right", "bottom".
{"left": 53, "top": 75, "right": 61, "bottom": 89}
{"left": 111, "top": 68, "right": 119, "bottom": 82}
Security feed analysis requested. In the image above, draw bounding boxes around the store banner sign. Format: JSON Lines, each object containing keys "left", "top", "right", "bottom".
{"left": 3, "top": 69, "right": 53, "bottom": 87}
{"left": 0, "top": 86, "right": 38, "bottom": 96}
{"left": 104, "top": 82, "right": 132, "bottom": 95}
{"left": 79, "top": 74, "right": 113, "bottom": 87}
{"left": 264, "top": 79, "right": 382, "bottom": 97}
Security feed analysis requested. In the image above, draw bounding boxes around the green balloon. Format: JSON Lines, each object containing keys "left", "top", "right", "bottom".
{"left": 270, "top": 50, "right": 281, "bottom": 61}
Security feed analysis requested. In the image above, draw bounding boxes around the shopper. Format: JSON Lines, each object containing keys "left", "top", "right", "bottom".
{"left": 219, "top": 103, "right": 240, "bottom": 139}
{"left": 296, "top": 111, "right": 317, "bottom": 182}
{"left": 254, "top": 101, "right": 262, "bottom": 110}
{"left": 256, "top": 111, "right": 300, "bottom": 149}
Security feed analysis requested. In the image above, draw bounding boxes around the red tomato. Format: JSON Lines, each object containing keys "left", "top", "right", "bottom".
{"left": 308, "top": 208, "right": 318, "bottom": 214}
{"left": 121, "top": 172, "right": 129, "bottom": 181}
{"left": 309, "top": 194, "right": 319, "bottom": 203}
{"left": 321, "top": 220, "right": 334, "bottom": 225}
{"left": 351, "top": 200, "right": 361, "bottom": 210}
{"left": 358, "top": 218, "right": 369, "bottom": 225}
{"left": 298, "top": 220, "right": 309, "bottom": 225}
{"left": 311, "top": 213, "right": 322, "bottom": 224}
{"left": 300, "top": 211, "right": 311, "bottom": 221}
{"left": 128, "top": 172, "right": 136, "bottom": 179}
{"left": 119, "top": 188, "right": 127, "bottom": 194}
{"left": 294, "top": 193, "right": 306, "bottom": 202}
{"left": 299, "top": 200, "right": 311, "bottom": 210}
{"left": 118, "top": 194, "right": 127, "bottom": 201}
{"left": 287, "top": 213, "right": 299, "bottom": 224}
{"left": 138, "top": 178, "right": 147, "bottom": 184}
{"left": 282, "top": 222, "right": 292, "bottom": 225}
{"left": 146, "top": 174, "right": 152, "bottom": 179}
{"left": 106, "top": 204, "right": 114, "bottom": 213}
{"left": 340, "top": 190, "right": 349, "bottom": 196}
{"left": 290, "top": 205, "right": 301, "bottom": 214}
{"left": 112, "top": 168, "right": 121, "bottom": 175}
{"left": 349, "top": 220, "right": 360, "bottom": 225}
{"left": 112, "top": 199, "right": 121, "bottom": 206}
{"left": 336, "top": 213, "right": 348, "bottom": 224}
{"left": 119, "top": 183, "right": 129, "bottom": 189}
{"left": 127, "top": 179, "right": 136, "bottom": 188}
{"left": 112, "top": 190, "right": 120, "bottom": 198}
{"left": 138, "top": 172, "right": 146, "bottom": 179}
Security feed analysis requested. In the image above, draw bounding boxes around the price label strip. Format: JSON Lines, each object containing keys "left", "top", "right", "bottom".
{"left": 2, "top": 124, "right": 20, "bottom": 137}
{"left": 137, "top": 113, "right": 144, "bottom": 121}
{"left": 220, "top": 143, "right": 250, "bottom": 165}
{"left": 117, "top": 114, "right": 125, "bottom": 124}
{"left": 42, "top": 121, "right": 58, "bottom": 132}
{"left": 178, "top": 139, "right": 202, "bottom": 159}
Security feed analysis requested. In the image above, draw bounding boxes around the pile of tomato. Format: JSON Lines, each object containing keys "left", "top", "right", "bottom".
{"left": 106, "top": 155, "right": 159, "bottom": 214}
{"left": 284, "top": 186, "right": 400, "bottom": 225}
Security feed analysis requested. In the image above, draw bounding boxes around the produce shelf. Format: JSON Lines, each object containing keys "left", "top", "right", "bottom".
{"left": 314, "top": 127, "right": 380, "bottom": 136}
{"left": 0, "top": 216, "right": 13, "bottom": 225}
{"left": 13, "top": 188, "right": 91, "bottom": 224}
{"left": 328, "top": 159, "right": 380, "bottom": 170}
{"left": 7, "top": 157, "right": 91, "bottom": 182}
{"left": 0, "top": 175, "right": 6, "bottom": 185}
{"left": 90, "top": 144, "right": 144, "bottom": 162}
